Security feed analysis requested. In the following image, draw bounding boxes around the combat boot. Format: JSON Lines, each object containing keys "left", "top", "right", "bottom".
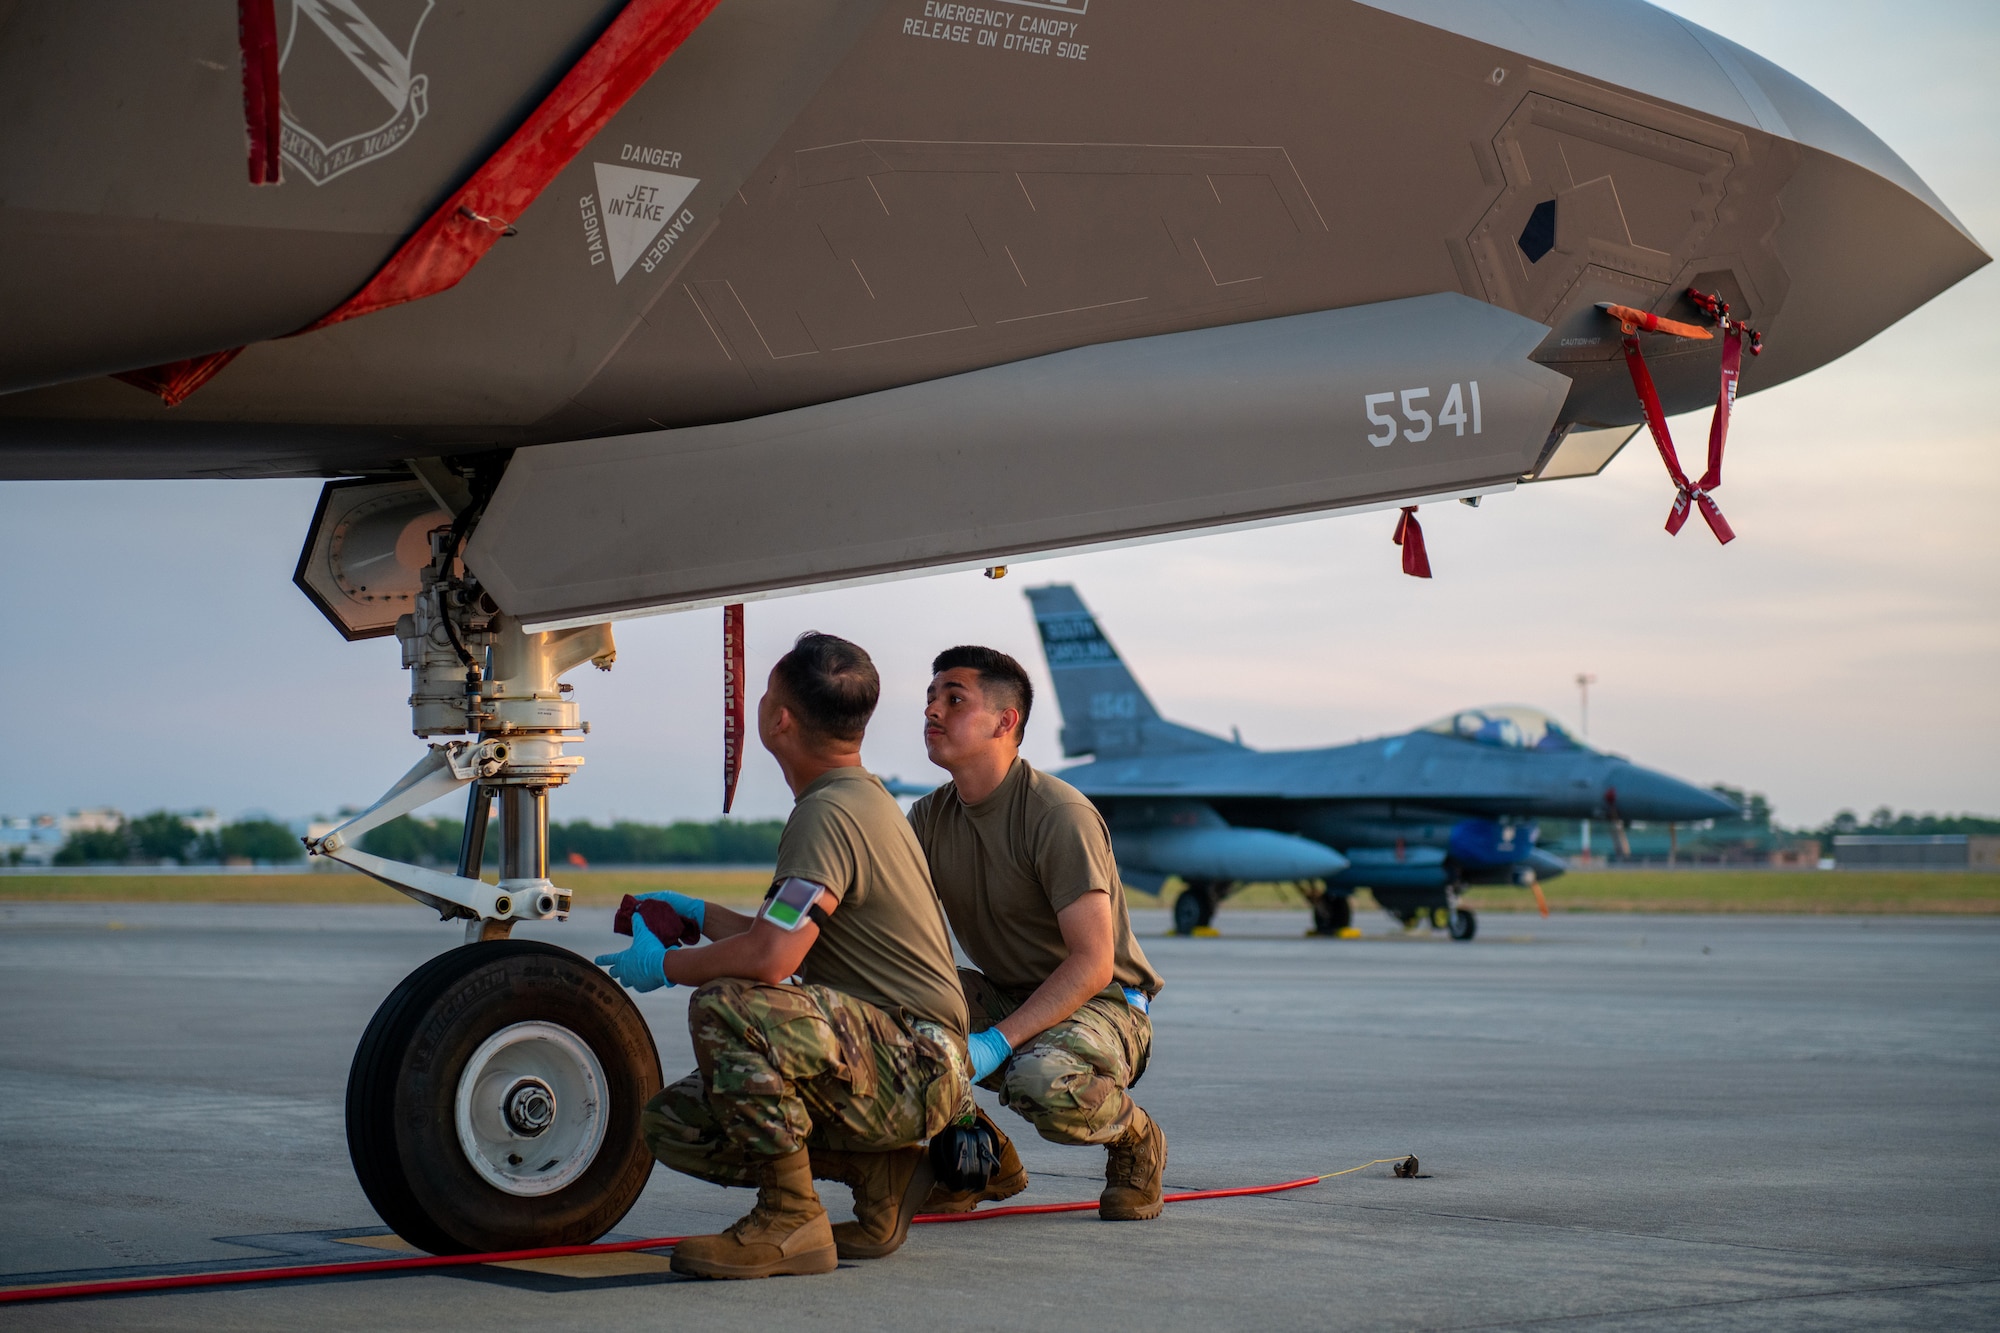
{"left": 1100, "top": 1107, "right": 1167, "bottom": 1220}
{"left": 812, "top": 1145, "right": 934, "bottom": 1259}
{"left": 922, "top": 1107, "right": 1029, "bottom": 1214}
{"left": 671, "top": 1147, "right": 838, "bottom": 1279}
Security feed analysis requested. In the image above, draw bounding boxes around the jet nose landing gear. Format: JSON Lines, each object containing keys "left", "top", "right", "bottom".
{"left": 296, "top": 479, "right": 661, "bottom": 1253}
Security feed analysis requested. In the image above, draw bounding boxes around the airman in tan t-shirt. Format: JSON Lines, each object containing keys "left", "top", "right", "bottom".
{"left": 909, "top": 646, "right": 1168, "bottom": 1222}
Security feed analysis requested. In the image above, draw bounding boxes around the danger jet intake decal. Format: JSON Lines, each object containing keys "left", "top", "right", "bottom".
{"left": 278, "top": 0, "right": 434, "bottom": 186}
{"left": 579, "top": 152, "right": 700, "bottom": 284}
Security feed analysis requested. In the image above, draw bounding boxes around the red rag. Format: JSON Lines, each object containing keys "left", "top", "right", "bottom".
{"left": 611, "top": 894, "right": 700, "bottom": 946}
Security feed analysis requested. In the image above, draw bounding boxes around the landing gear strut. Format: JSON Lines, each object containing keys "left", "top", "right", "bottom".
{"left": 299, "top": 490, "right": 661, "bottom": 1252}
{"left": 1309, "top": 890, "right": 1353, "bottom": 936}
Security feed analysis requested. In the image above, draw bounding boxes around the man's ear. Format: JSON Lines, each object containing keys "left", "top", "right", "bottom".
{"left": 995, "top": 707, "right": 1020, "bottom": 741}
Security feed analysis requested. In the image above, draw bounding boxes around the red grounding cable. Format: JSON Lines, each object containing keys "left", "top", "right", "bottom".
{"left": 0, "top": 1165, "right": 1412, "bottom": 1306}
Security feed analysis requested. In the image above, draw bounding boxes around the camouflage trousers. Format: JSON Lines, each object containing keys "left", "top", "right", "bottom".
{"left": 960, "top": 968, "right": 1152, "bottom": 1147}
{"left": 642, "top": 977, "right": 970, "bottom": 1188}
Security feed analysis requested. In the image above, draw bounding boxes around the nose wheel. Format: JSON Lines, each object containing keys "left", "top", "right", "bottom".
{"left": 1172, "top": 879, "right": 1228, "bottom": 935}
{"left": 346, "top": 940, "right": 662, "bottom": 1254}
{"left": 1438, "top": 905, "right": 1478, "bottom": 940}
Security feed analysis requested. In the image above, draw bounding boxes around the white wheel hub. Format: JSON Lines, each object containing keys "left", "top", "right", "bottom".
{"left": 454, "top": 1020, "right": 608, "bottom": 1197}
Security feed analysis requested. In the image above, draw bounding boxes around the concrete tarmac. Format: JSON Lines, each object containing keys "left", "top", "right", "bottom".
{"left": 2, "top": 902, "right": 1995, "bottom": 1330}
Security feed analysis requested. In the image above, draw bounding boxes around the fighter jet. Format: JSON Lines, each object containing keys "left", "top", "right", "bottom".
{"left": 0, "top": 0, "right": 1980, "bottom": 1258}
{"left": 1026, "top": 584, "right": 1735, "bottom": 938}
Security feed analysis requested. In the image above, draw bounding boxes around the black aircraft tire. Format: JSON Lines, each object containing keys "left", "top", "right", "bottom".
{"left": 1311, "top": 893, "right": 1353, "bottom": 936}
{"left": 346, "top": 940, "right": 662, "bottom": 1255}
{"left": 1449, "top": 908, "right": 1478, "bottom": 941}
{"left": 1172, "top": 887, "right": 1206, "bottom": 935}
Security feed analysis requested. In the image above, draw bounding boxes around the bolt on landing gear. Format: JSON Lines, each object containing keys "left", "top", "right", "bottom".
{"left": 296, "top": 481, "right": 662, "bottom": 1253}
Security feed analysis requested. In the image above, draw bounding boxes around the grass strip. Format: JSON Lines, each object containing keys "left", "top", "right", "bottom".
{"left": 5, "top": 869, "right": 1996, "bottom": 914}
{"left": 0, "top": 869, "right": 775, "bottom": 909}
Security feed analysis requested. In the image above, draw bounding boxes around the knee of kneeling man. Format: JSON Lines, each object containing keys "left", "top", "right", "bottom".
{"left": 1002, "top": 1046, "right": 1090, "bottom": 1102}
{"left": 687, "top": 977, "right": 753, "bottom": 1012}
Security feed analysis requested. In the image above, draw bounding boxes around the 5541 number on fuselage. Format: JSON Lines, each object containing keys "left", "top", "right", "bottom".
{"left": 1363, "top": 381, "right": 1481, "bottom": 447}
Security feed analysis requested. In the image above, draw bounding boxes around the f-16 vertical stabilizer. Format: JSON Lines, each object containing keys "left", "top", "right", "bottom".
{"left": 1026, "top": 585, "right": 1235, "bottom": 761}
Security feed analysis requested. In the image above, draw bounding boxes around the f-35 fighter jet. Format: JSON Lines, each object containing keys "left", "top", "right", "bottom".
{"left": 1027, "top": 585, "right": 1735, "bottom": 938}
{"left": 0, "top": 0, "right": 1978, "bottom": 1258}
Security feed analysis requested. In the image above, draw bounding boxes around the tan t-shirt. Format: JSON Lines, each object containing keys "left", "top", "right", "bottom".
{"left": 909, "top": 758, "right": 1163, "bottom": 1002}
{"left": 772, "top": 766, "right": 968, "bottom": 1037}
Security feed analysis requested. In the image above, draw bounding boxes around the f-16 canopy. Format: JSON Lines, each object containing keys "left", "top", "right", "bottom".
{"left": 1419, "top": 706, "right": 1588, "bottom": 753}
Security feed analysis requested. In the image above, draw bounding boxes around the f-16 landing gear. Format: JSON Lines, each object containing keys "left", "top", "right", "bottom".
{"left": 1173, "top": 879, "right": 1229, "bottom": 935}
{"left": 347, "top": 941, "right": 662, "bottom": 1253}
{"left": 1309, "top": 890, "right": 1353, "bottom": 936}
{"left": 297, "top": 482, "right": 663, "bottom": 1253}
{"left": 1374, "top": 884, "right": 1478, "bottom": 941}
{"left": 1432, "top": 904, "right": 1477, "bottom": 940}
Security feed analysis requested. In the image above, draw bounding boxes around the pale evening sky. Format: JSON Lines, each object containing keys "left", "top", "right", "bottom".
{"left": 1, "top": 0, "right": 1993, "bottom": 831}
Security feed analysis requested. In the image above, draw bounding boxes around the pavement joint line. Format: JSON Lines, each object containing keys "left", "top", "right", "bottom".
{"left": 1415, "top": 1273, "right": 2000, "bottom": 1331}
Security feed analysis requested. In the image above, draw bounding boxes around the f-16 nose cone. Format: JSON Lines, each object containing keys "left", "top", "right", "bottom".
{"left": 1606, "top": 765, "right": 1740, "bottom": 823}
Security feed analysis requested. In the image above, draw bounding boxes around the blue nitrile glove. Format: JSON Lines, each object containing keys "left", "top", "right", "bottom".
{"left": 637, "top": 889, "right": 705, "bottom": 934}
{"left": 595, "top": 915, "right": 674, "bottom": 992}
{"left": 967, "top": 1027, "right": 1013, "bottom": 1083}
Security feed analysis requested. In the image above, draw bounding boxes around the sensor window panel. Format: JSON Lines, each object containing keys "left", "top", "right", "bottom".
{"left": 1531, "top": 424, "right": 1643, "bottom": 481}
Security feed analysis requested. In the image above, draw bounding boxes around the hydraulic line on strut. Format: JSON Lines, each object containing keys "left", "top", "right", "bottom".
{"left": 0, "top": 1158, "right": 1418, "bottom": 1305}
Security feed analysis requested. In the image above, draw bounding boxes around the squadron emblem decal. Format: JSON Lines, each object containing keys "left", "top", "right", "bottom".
{"left": 278, "top": 0, "right": 434, "bottom": 186}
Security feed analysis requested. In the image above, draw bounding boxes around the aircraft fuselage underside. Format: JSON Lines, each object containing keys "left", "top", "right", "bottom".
{"left": 1, "top": 0, "right": 1981, "bottom": 487}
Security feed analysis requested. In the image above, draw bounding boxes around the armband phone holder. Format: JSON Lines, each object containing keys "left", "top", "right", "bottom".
{"left": 762, "top": 876, "right": 827, "bottom": 932}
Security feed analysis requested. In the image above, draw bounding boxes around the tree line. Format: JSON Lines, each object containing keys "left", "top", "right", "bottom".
{"left": 357, "top": 816, "right": 784, "bottom": 867}
{"left": 52, "top": 813, "right": 301, "bottom": 866}
{"left": 42, "top": 810, "right": 783, "bottom": 867}
{"left": 36, "top": 797, "right": 1996, "bottom": 869}
{"left": 1708, "top": 787, "right": 2000, "bottom": 840}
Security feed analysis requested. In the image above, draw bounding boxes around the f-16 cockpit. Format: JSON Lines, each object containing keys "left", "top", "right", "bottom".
{"left": 1421, "top": 706, "right": 1587, "bottom": 752}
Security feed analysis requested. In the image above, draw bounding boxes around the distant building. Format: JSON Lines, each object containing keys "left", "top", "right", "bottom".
{"left": 1543, "top": 815, "right": 1818, "bottom": 867}
{"left": 61, "top": 807, "right": 124, "bottom": 835}
{"left": 0, "top": 814, "right": 65, "bottom": 865}
{"left": 1768, "top": 839, "right": 1820, "bottom": 869}
{"left": 1831, "top": 835, "right": 1998, "bottom": 870}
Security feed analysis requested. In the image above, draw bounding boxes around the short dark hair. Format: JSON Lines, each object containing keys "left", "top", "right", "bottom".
{"left": 772, "top": 632, "right": 879, "bottom": 745}
{"left": 930, "top": 645, "right": 1033, "bottom": 743}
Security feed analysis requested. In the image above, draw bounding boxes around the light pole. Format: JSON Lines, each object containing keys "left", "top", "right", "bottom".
{"left": 1575, "top": 673, "right": 1597, "bottom": 862}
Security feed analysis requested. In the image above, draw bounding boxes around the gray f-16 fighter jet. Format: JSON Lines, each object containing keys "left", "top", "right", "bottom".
{"left": 0, "top": 0, "right": 1980, "bottom": 1258}
{"left": 1027, "top": 585, "right": 1735, "bottom": 938}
